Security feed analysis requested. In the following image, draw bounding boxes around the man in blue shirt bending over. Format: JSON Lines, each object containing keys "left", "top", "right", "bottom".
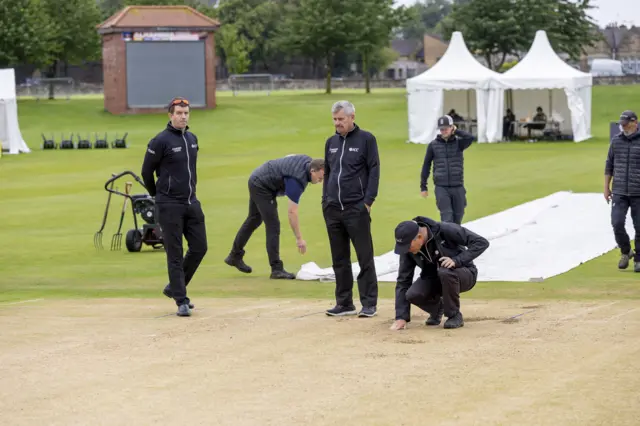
{"left": 226, "top": 155, "right": 325, "bottom": 279}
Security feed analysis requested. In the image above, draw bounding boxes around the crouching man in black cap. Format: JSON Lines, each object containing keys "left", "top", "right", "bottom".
{"left": 390, "top": 216, "right": 489, "bottom": 330}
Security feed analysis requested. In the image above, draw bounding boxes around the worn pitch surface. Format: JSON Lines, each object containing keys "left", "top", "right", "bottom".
{"left": 2, "top": 298, "right": 639, "bottom": 425}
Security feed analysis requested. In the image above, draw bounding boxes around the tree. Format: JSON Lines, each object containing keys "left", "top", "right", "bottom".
{"left": 351, "top": 0, "right": 409, "bottom": 93}
{"left": 274, "top": 0, "right": 361, "bottom": 94}
{"left": 0, "top": 0, "right": 57, "bottom": 68}
{"left": 398, "top": 0, "right": 453, "bottom": 40}
{"left": 215, "top": 0, "right": 283, "bottom": 72}
{"left": 440, "top": 0, "right": 600, "bottom": 70}
{"left": 217, "top": 24, "right": 252, "bottom": 75}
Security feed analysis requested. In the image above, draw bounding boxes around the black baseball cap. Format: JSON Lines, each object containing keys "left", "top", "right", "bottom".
{"left": 394, "top": 221, "right": 420, "bottom": 255}
{"left": 619, "top": 110, "right": 637, "bottom": 125}
{"left": 437, "top": 115, "right": 454, "bottom": 129}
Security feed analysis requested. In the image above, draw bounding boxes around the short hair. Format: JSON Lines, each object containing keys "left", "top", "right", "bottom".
{"left": 331, "top": 100, "right": 355, "bottom": 116}
{"left": 168, "top": 97, "right": 190, "bottom": 113}
{"left": 310, "top": 158, "right": 325, "bottom": 171}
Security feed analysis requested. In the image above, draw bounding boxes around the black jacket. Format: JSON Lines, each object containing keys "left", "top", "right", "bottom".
{"left": 322, "top": 124, "right": 380, "bottom": 209}
{"left": 141, "top": 122, "right": 199, "bottom": 204}
{"left": 395, "top": 216, "right": 489, "bottom": 321}
{"left": 420, "top": 129, "right": 474, "bottom": 191}
{"left": 605, "top": 130, "right": 640, "bottom": 197}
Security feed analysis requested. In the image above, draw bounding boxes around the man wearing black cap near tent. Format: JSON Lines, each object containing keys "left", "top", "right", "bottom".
{"left": 605, "top": 110, "right": 640, "bottom": 272}
{"left": 389, "top": 216, "right": 489, "bottom": 330}
{"left": 420, "top": 115, "right": 475, "bottom": 225}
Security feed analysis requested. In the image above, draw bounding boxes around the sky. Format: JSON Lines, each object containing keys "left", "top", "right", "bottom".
{"left": 393, "top": 0, "right": 640, "bottom": 28}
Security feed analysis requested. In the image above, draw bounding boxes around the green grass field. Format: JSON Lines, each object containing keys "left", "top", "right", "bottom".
{"left": 1, "top": 85, "right": 637, "bottom": 303}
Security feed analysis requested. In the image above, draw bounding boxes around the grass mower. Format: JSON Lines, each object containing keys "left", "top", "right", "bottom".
{"left": 93, "top": 171, "right": 164, "bottom": 252}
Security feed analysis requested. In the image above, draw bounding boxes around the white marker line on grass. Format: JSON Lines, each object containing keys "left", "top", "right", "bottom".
{"left": 557, "top": 301, "right": 619, "bottom": 321}
{"left": 607, "top": 307, "right": 640, "bottom": 321}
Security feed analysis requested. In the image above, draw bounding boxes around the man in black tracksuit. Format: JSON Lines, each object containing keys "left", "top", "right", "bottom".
{"left": 605, "top": 110, "right": 640, "bottom": 272}
{"left": 323, "top": 100, "right": 380, "bottom": 318}
{"left": 225, "top": 155, "right": 325, "bottom": 279}
{"left": 420, "top": 115, "right": 475, "bottom": 225}
{"left": 141, "top": 97, "right": 208, "bottom": 317}
{"left": 390, "top": 216, "right": 489, "bottom": 330}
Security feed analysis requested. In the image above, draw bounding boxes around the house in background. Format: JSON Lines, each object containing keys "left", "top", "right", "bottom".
{"left": 423, "top": 33, "right": 448, "bottom": 67}
{"left": 384, "top": 39, "right": 427, "bottom": 79}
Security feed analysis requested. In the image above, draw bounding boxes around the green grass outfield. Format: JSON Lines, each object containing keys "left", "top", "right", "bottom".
{"left": 1, "top": 85, "right": 637, "bottom": 303}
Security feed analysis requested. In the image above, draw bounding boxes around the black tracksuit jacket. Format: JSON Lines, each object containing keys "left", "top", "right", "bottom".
{"left": 322, "top": 124, "right": 380, "bottom": 209}
{"left": 141, "top": 122, "right": 199, "bottom": 204}
{"left": 394, "top": 216, "right": 490, "bottom": 321}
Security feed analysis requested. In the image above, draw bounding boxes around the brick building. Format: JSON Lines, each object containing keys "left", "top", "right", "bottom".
{"left": 96, "top": 5, "right": 220, "bottom": 115}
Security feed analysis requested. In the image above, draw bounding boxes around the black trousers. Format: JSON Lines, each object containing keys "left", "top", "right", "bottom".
{"left": 230, "top": 178, "right": 283, "bottom": 270}
{"left": 323, "top": 203, "right": 378, "bottom": 308}
{"left": 405, "top": 267, "right": 476, "bottom": 318}
{"left": 611, "top": 194, "right": 640, "bottom": 260}
{"left": 434, "top": 185, "right": 467, "bottom": 224}
{"left": 157, "top": 201, "right": 208, "bottom": 306}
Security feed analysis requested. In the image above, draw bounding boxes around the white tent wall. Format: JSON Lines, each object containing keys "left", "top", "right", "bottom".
{"left": 499, "top": 30, "right": 593, "bottom": 143}
{"left": 406, "top": 31, "right": 507, "bottom": 145}
{"left": 0, "top": 68, "right": 30, "bottom": 154}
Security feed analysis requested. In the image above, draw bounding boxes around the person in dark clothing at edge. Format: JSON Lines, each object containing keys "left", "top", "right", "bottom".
{"left": 420, "top": 115, "right": 476, "bottom": 225}
{"left": 605, "top": 110, "right": 640, "bottom": 272}
{"left": 389, "top": 217, "right": 489, "bottom": 330}
{"left": 141, "top": 97, "right": 208, "bottom": 317}
{"left": 225, "top": 155, "right": 326, "bottom": 279}
{"left": 323, "top": 100, "right": 381, "bottom": 318}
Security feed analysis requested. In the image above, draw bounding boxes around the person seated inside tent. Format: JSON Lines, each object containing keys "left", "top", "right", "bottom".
{"left": 502, "top": 108, "right": 516, "bottom": 140}
{"left": 448, "top": 109, "right": 464, "bottom": 123}
{"left": 524, "top": 106, "right": 547, "bottom": 138}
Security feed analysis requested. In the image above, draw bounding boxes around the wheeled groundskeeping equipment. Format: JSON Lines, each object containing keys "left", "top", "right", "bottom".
{"left": 93, "top": 170, "right": 164, "bottom": 252}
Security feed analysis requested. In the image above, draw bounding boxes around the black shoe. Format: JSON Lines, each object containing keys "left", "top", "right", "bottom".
{"left": 176, "top": 304, "right": 191, "bottom": 317}
{"left": 619, "top": 250, "right": 634, "bottom": 269}
{"left": 635, "top": 261, "right": 640, "bottom": 273}
{"left": 358, "top": 306, "right": 377, "bottom": 317}
{"left": 270, "top": 269, "right": 295, "bottom": 279}
{"left": 426, "top": 300, "right": 444, "bottom": 326}
{"left": 163, "top": 286, "right": 194, "bottom": 309}
{"left": 326, "top": 305, "right": 357, "bottom": 316}
{"left": 443, "top": 311, "right": 464, "bottom": 329}
{"left": 225, "top": 255, "right": 252, "bottom": 273}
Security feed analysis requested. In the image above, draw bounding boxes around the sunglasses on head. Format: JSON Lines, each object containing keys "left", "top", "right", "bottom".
{"left": 168, "top": 98, "right": 190, "bottom": 110}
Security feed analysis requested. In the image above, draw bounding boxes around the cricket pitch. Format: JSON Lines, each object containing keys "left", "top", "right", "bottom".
{"left": 2, "top": 297, "right": 639, "bottom": 425}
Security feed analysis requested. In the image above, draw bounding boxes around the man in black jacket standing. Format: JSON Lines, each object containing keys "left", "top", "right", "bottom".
{"left": 141, "top": 97, "right": 208, "bottom": 317}
{"left": 323, "top": 100, "right": 381, "bottom": 318}
{"left": 420, "top": 115, "right": 475, "bottom": 225}
{"left": 605, "top": 110, "right": 640, "bottom": 272}
{"left": 225, "top": 155, "right": 325, "bottom": 279}
{"left": 389, "top": 216, "right": 489, "bottom": 330}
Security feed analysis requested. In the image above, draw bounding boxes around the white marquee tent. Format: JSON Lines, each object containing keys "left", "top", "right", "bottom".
{"left": 406, "top": 31, "right": 507, "bottom": 144}
{"left": 499, "top": 30, "right": 593, "bottom": 142}
{"left": 0, "top": 68, "right": 30, "bottom": 155}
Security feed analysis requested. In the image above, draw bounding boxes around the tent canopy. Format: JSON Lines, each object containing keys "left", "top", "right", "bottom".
{"left": 406, "top": 32, "right": 506, "bottom": 144}
{"left": 500, "top": 30, "right": 592, "bottom": 142}
{"left": 0, "top": 68, "right": 30, "bottom": 154}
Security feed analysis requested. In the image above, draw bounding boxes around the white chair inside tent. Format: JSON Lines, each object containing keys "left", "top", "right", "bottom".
{"left": 0, "top": 68, "right": 31, "bottom": 155}
{"left": 499, "top": 30, "right": 593, "bottom": 142}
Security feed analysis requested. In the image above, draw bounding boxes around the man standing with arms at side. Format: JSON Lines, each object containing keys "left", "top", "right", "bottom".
{"left": 323, "top": 100, "right": 381, "bottom": 318}
{"left": 141, "top": 97, "right": 208, "bottom": 317}
{"left": 420, "top": 115, "right": 475, "bottom": 225}
{"left": 225, "top": 155, "right": 325, "bottom": 278}
{"left": 605, "top": 110, "right": 640, "bottom": 272}
{"left": 390, "top": 216, "right": 489, "bottom": 330}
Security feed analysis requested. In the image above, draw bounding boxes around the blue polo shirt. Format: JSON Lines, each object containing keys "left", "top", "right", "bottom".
{"left": 284, "top": 177, "right": 304, "bottom": 204}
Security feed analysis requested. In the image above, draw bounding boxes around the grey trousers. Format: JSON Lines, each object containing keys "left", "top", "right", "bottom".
{"left": 434, "top": 185, "right": 467, "bottom": 225}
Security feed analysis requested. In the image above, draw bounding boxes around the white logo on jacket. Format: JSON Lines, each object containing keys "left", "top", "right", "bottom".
{"left": 329, "top": 148, "right": 338, "bottom": 154}
{"left": 172, "top": 146, "right": 182, "bottom": 153}
{"left": 349, "top": 147, "right": 359, "bottom": 152}
{"left": 191, "top": 144, "right": 197, "bottom": 148}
